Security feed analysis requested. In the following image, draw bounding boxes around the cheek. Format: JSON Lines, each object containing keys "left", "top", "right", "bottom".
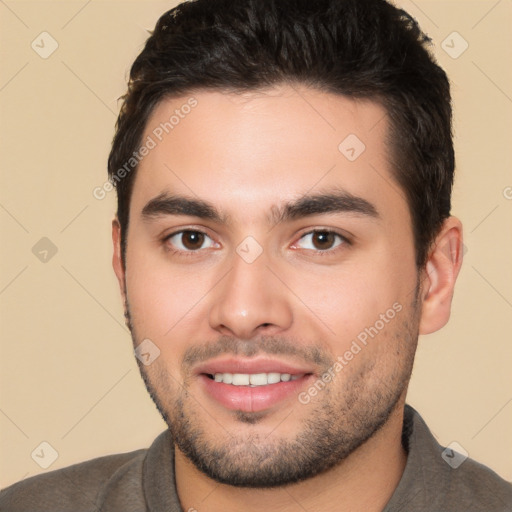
{"left": 284, "top": 258, "right": 402, "bottom": 352}
{"left": 125, "top": 249, "right": 213, "bottom": 341}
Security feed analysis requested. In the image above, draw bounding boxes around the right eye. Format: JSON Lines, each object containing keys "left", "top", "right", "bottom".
{"left": 164, "top": 230, "right": 217, "bottom": 253}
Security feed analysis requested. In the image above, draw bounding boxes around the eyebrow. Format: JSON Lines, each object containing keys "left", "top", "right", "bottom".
{"left": 141, "top": 189, "right": 379, "bottom": 225}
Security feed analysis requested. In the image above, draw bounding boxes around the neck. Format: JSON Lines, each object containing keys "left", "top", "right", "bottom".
{"left": 175, "top": 402, "right": 407, "bottom": 512}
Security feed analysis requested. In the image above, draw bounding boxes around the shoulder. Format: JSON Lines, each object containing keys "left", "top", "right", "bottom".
{"left": 444, "top": 456, "right": 512, "bottom": 511}
{"left": 387, "top": 405, "right": 512, "bottom": 512}
{"left": 0, "top": 448, "right": 147, "bottom": 512}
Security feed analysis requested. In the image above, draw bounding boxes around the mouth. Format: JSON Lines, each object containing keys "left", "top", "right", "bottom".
{"left": 195, "top": 358, "right": 315, "bottom": 413}
{"left": 206, "top": 372, "right": 305, "bottom": 386}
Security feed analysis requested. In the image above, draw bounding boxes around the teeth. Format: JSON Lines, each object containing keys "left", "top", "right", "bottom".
{"left": 232, "top": 373, "right": 250, "bottom": 386}
{"left": 267, "top": 372, "right": 281, "bottom": 384}
{"left": 249, "top": 373, "right": 267, "bottom": 386}
{"left": 212, "top": 372, "right": 304, "bottom": 386}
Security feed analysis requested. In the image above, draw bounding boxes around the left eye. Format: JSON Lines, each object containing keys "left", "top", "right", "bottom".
{"left": 166, "top": 230, "right": 216, "bottom": 251}
{"left": 295, "top": 230, "right": 346, "bottom": 251}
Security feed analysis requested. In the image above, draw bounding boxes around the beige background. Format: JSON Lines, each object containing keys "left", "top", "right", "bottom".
{"left": 1, "top": 0, "right": 511, "bottom": 489}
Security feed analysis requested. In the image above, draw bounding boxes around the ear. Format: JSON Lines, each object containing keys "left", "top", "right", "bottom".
{"left": 419, "top": 216, "right": 464, "bottom": 335}
{"left": 112, "top": 217, "right": 126, "bottom": 301}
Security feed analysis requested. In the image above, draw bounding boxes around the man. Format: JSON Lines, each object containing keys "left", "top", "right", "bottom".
{"left": 1, "top": 0, "right": 511, "bottom": 510}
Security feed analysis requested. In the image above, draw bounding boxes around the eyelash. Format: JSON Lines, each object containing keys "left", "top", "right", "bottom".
{"left": 162, "top": 229, "right": 217, "bottom": 257}
{"left": 162, "top": 229, "right": 350, "bottom": 257}
{"left": 293, "top": 229, "right": 350, "bottom": 256}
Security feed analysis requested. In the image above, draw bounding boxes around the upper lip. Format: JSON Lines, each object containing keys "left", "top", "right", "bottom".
{"left": 194, "top": 356, "right": 315, "bottom": 376}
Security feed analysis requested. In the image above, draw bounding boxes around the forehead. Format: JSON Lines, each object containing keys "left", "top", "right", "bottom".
{"left": 130, "top": 86, "right": 408, "bottom": 226}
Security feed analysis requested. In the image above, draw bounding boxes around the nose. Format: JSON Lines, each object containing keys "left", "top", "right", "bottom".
{"left": 208, "top": 250, "right": 293, "bottom": 339}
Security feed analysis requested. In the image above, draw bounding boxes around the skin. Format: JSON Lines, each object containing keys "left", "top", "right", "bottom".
{"left": 112, "top": 85, "right": 463, "bottom": 512}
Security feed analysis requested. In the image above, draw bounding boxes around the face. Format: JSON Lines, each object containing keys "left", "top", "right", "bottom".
{"left": 115, "top": 86, "right": 423, "bottom": 487}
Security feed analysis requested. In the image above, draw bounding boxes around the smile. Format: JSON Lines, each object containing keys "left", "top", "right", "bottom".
{"left": 208, "top": 372, "right": 305, "bottom": 386}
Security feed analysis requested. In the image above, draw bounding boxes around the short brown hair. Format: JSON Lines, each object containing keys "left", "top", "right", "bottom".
{"left": 108, "top": 0, "right": 454, "bottom": 267}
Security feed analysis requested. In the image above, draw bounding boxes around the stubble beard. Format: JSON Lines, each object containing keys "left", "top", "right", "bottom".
{"left": 126, "top": 292, "right": 421, "bottom": 488}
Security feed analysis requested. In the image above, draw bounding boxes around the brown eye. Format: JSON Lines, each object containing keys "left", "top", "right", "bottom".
{"left": 312, "top": 231, "right": 336, "bottom": 250}
{"left": 296, "top": 230, "right": 345, "bottom": 251}
{"left": 181, "top": 231, "right": 205, "bottom": 250}
{"left": 166, "top": 230, "right": 215, "bottom": 252}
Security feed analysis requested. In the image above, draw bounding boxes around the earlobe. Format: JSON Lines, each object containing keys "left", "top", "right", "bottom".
{"left": 112, "top": 218, "right": 126, "bottom": 299}
{"left": 419, "top": 217, "right": 464, "bottom": 335}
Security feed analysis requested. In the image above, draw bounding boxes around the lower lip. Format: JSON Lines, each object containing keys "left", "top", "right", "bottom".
{"left": 199, "top": 374, "right": 312, "bottom": 413}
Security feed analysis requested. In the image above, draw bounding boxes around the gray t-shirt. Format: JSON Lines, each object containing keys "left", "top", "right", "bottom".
{"left": 1, "top": 405, "right": 511, "bottom": 511}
